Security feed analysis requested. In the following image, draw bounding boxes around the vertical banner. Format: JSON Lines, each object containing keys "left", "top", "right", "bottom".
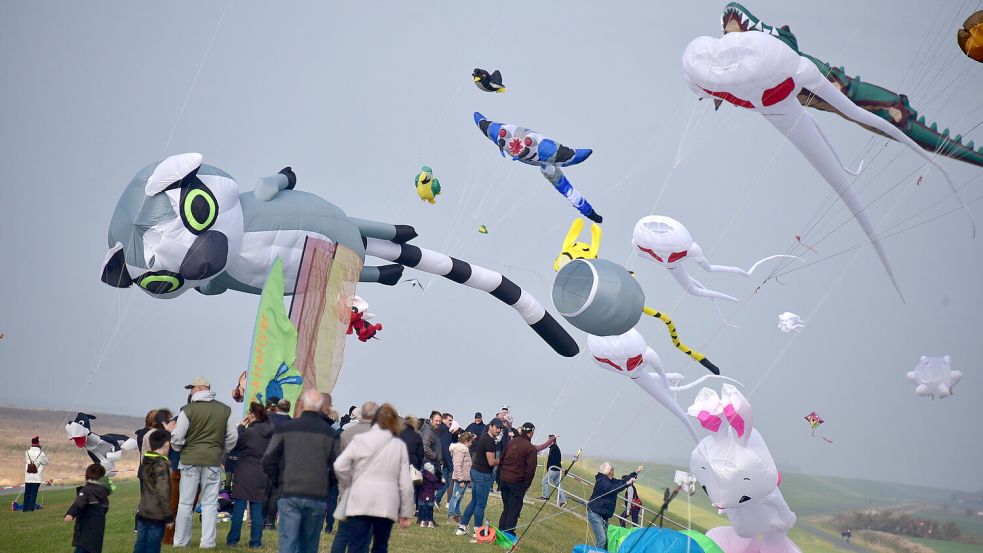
{"left": 243, "top": 258, "right": 302, "bottom": 416}
{"left": 289, "top": 237, "right": 363, "bottom": 413}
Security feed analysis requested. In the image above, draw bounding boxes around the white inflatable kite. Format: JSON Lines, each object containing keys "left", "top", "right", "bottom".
{"left": 907, "top": 355, "right": 962, "bottom": 399}
{"left": 777, "top": 312, "right": 806, "bottom": 333}
{"left": 682, "top": 31, "right": 974, "bottom": 300}
{"left": 689, "top": 384, "right": 801, "bottom": 553}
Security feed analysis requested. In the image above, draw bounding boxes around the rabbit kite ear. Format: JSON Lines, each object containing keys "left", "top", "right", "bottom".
{"left": 721, "top": 383, "right": 753, "bottom": 446}
{"left": 688, "top": 387, "right": 725, "bottom": 435}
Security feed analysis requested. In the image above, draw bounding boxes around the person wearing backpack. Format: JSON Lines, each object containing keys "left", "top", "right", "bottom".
{"left": 23, "top": 436, "right": 49, "bottom": 512}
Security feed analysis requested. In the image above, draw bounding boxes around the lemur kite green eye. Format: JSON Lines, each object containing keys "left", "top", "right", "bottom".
{"left": 180, "top": 184, "right": 218, "bottom": 234}
{"left": 137, "top": 271, "right": 184, "bottom": 295}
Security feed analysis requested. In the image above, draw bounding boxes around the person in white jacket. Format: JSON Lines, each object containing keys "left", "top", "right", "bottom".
{"left": 333, "top": 404, "right": 414, "bottom": 553}
{"left": 23, "top": 436, "right": 49, "bottom": 512}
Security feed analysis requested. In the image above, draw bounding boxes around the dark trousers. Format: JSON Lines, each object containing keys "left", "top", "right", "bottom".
{"left": 325, "top": 483, "right": 339, "bottom": 533}
{"left": 134, "top": 518, "right": 165, "bottom": 553}
{"left": 23, "top": 482, "right": 40, "bottom": 511}
{"left": 347, "top": 515, "right": 394, "bottom": 553}
{"left": 264, "top": 482, "right": 280, "bottom": 527}
{"left": 329, "top": 520, "right": 350, "bottom": 553}
{"left": 497, "top": 480, "right": 527, "bottom": 533}
{"left": 417, "top": 502, "right": 434, "bottom": 523}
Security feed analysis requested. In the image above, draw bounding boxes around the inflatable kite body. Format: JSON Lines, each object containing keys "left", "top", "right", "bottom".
{"left": 414, "top": 166, "right": 441, "bottom": 204}
{"left": 604, "top": 526, "right": 724, "bottom": 553}
{"left": 722, "top": 2, "right": 983, "bottom": 167}
{"left": 777, "top": 312, "right": 805, "bottom": 333}
{"left": 633, "top": 216, "right": 792, "bottom": 303}
{"left": 587, "top": 329, "right": 740, "bottom": 443}
{"left": 100, "top": 153, "right": 578, "bottom": 357}
{"left": 474, "top": 112, "right": 602, "bottom": 222}
{"left": 683, "top": 30, "right": 974, "bottom": 300}
{"left": 65, "top": 413, "right": 137, "bottom": 476}
{"left": 555, "top": 218, "right": 602, "bottom": 271}
{"left": 473, "top": 68, "right": 506, "bottom": 93}
{"left": 688, "top": 385, "right": 801, "bottom": 553}
{"left": 959, "top": 12, "right": 983, "bottom": 62}
{"left": 907, "top": 355, "right": 962, "bottom": 399}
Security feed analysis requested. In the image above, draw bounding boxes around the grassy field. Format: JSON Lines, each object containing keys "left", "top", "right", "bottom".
{"left": 2, "top": 471, "right": 603, "bottom": 553}
{"left": 909, "top": 537, "right": 983, "bottom": 553}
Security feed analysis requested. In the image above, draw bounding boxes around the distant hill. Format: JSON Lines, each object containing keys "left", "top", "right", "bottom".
{"left": 0, "top": 406, "right": 145, "bottom": 487}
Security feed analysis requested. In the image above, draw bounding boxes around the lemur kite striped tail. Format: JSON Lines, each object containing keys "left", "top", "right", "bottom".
{"left": 364, "top": 237, "right": 579, "bottom": 358}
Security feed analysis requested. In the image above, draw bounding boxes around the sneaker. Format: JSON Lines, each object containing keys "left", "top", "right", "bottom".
{"left": 427, "top": 521, "right": 435, "bottom": 528}
{"left": 444, "top": 502, "right": 450, "bottom": 510}
{"left": 419, "top": 521, "right": 426, "bottom": 527}
{"left": 455, "top": 525, "right": 468, "bottom": 536}
{"left": 536, "top": 496, "right": 550, "bottom": 501}
{"left": 559, "top": 502, "right": 568, "bottom": 508}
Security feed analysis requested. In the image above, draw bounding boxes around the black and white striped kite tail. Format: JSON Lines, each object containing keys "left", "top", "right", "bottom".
{"left": 364, "top": 238, "right": 579, "bottom": 357}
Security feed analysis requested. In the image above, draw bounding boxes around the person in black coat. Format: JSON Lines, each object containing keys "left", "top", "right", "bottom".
{"left": 65, "top": 464, "right": 110, "bottom": 553}
{"left": 226, "top": 402, "right": 274, "bottom": 547}
{"left": 399, "top": 416, "right": 425, "bottom": 470}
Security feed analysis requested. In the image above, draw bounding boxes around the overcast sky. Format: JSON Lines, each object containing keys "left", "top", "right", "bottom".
{"left": 1, "top": 1, "right": 981, "bottom": 491}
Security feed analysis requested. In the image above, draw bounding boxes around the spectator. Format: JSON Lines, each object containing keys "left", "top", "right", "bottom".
{"left": 341, "top": 401, "right": 378, "bottom": 449}
{"left": 619, "top": 483, "right": 642, "bottom": 526}
{"left": 268, "top": 399, "right": 292, "bottom": 430}
{"left": 447, "top": 432, "right": 474, "bottom": 523}
{"left": 320, "top": 393, "right": 341, "bottom": 536}
{"left": 170, "top": 377, "right": 237, "bottom": 549}
{"left": 23, "top": 436, "right": 48, "bottom": 512}
{"left": 334, "top": 403, "right": 414, "bottom": 553}
{"left": 339, "top": 405, "right": 357, "bottom": 428}
{"left": 343, "top": 407, "right": 362, "bottom": 430}
{"left": 434, "top": 412, "right": 454, "bottom": 507}
{"left": 464, "top": 413, "right": 486, "bottom": 450}
{"left": 262, "top": 389, "right": 340, "bottom": 553}
{"left": 151, "top": 409, "right": 179, "bottom": 545}
{"left": 417, "top": 462, "right": 440, "bottom": 528}
{"left": 539, "top": 435, "right": 567, "bottom": 507}
{"left": 497, "top": 422, "right": 539, "bottom": 533}
{"left": 133, "top": 410, "right": 158, "bottom": 530}
{"left": 65, "top": 463, "right": 109, "bottom": 553}
{"left": 456, "top": 418, "right": 502, "bottom": 538}
{"left": 226, "top": 402, "right": 274, "bottom": 548}
{"left": 135, "top": 429, "right": 172, "bottom": 553}
{"left": 421, "top": 411, "right": 443, "bottom": 469}
{"left": 398, "top": 416, "right": 424, "bottom": 471}
{"left": 587, "top": 462, "right": 643, "bottom": 550}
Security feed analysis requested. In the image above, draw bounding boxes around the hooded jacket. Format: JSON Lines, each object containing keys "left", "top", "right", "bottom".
{"left": 334, "top": 425, "right": 415, "bottom": 522}
{"left": 138, "top": 451, "right": 173, "bottom": 522}
{"left": 230, "top": 420, "right": 274, "bottom": 502}
{"left": 449, "top": 442, "right": 473, "bottom": 482}
{"left": 587, "top": 471, "right": 638, "bottom": 519}
{"left": 170, "top": 390, "right": 237, "bottom": 466}
{"left": 67, "top": 480, "right": 111, "bottom": 553}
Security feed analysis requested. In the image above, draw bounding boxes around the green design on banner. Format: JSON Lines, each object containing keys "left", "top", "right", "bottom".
{"left": 243, "top": 258, "right": 301, "bottom": 415}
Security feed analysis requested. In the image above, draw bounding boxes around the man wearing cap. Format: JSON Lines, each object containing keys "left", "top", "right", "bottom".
{"left": 464, "top": 413, "right": 486, "bottom": 452}
{"left": 170, "top": 377, "right": 237, "bottom": 548}
{"left": 456, "top": 418, "right": 502, "bottom": 538}
{"left": 497, "top": 422, "right": 539, "bottom": 533}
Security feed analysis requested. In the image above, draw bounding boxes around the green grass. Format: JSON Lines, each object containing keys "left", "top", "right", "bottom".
{"left": 1, "top": 474, "right": 601, "bottom": 553}
{"left": 905, "top": 509, "right": 983, "bottom": 542}
{"left": 909, "top": 537, "right": 983, "bottom": 553}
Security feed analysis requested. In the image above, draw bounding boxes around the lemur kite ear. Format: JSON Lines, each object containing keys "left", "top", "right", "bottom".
{"left": 100, "top": 242, "right": 132, "bottom": 288}
{"left": 588, "top": 222, "right": 603, "bottom": 256}
{"left": 562, "top": 218, "right": 584, "bottom": 249}
{"left": 146, "top": 153, "right": 203, "bottom": 196}
{"left": 688, "top": 387, "right": 724, "bottom": 435}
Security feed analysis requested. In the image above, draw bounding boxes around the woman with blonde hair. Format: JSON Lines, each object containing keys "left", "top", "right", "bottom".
{"left": 334, "top": 403, "right": 414, "bottom": 553}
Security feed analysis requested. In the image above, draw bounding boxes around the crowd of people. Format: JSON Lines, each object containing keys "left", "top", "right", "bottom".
{"left": 28, "top": 376, "right": 648, "bottom": 553}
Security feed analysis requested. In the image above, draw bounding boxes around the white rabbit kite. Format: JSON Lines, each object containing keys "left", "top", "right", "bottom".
{"left": 688, "top": 384, "right": 801, "bottom": 553}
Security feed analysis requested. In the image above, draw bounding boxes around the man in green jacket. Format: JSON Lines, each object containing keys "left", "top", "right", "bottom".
{"left": 170, "top": 377, "right": 237, "bottom": 548}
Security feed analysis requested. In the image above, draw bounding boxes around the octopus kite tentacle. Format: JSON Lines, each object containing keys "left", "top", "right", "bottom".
{"left": 642, "top": 306, "right": 721, "bottom": 375}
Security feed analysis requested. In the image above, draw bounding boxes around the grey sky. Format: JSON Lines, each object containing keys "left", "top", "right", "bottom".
{"left": 1, "top": 1, "right": 981, "bottom": 490}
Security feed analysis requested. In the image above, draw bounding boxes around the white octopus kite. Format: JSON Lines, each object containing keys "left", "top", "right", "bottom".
{"left": 777, "top": 312, "right": 806, "bottom": 333}
{"left": 632, "top": 215, "right": 794, "bottom": 303}
{"left": 907, "top": 355, "right": 962, "bottom": 399}
{"left": 682, "top": 31, "right": 974, "bottom": 301}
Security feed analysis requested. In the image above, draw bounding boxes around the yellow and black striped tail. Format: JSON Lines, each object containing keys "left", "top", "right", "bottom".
{"left": 642, "top": 306, "right": 721, "bottom": 375}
